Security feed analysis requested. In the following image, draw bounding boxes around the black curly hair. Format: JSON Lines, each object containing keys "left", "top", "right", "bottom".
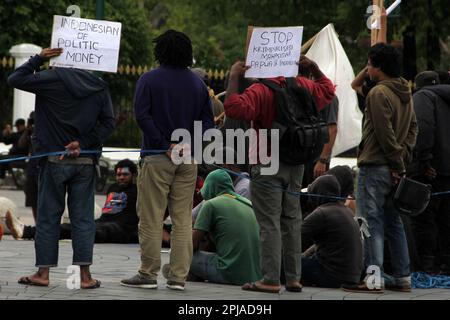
{"left": 368, "top": 43, "right": 402, "bottom": 78}
{"left": 114, "top": 159, "right": 137, "bottom": 175}
{"left": 153, "top": 30, "right": 193, "bottom": 68}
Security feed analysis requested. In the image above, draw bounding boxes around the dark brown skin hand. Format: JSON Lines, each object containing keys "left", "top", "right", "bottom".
{"left": 60, "top": 141, "right": 80, "bottom": 160}
{"left": 297, "top": 55, "right": 317, "bottom": 69}
{"left": 424, "top": 166, "right": 437, "bottom": 180}
{"left": 229, "top": 61, "right": 250, "bottom": 78}
{"left": 39, "top": 48, "right": 64, "bottom": 60}
{"left": 391, "top": 171, "right": 403, "bottom": 186}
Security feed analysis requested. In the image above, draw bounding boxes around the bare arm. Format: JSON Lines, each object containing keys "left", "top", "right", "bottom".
{"left": 192, "top": 229, "right": 207, "bottom": 252}
{"left": 225, "top": 61, "right": 250, "bottom": 100}
{"left": 314, "top": 123, "right": 338, "bottom": 178}
{"left": 351, "top": 67, "right": 368, "bottom": 95}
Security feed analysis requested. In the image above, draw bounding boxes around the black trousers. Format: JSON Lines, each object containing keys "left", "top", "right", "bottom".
{"left": 410, "top": 175, "right": 450, "bottom": 265}
{"left": 23, "top": 221, "right": 138, "bottom": 244}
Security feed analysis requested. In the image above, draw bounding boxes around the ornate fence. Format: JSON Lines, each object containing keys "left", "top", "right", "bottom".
{"left": 0, "top": 56, "right": 228, "bottom": 148}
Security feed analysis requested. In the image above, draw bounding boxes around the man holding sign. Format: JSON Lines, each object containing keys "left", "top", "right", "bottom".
{"left": 7, "top": 47, "right": 115, "bottom": 289}
{"left": 224, "top": 49, "right": 335, "bottom": 293}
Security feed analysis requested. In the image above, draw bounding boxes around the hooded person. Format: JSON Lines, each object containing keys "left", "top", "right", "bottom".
{"left": 353, "top": 43, "right": 417, "bottom": 293}
{"left": 409, "top": 73, "right": 450, "bottom": 275}
{"left": 301, "top": 175, "right": 363, "bottom": 288}
{"left": 7, "top": 48, "right": 115, "bottom": 289}
{"left": 166, "top": 169, "right": 261, "bottom": 286}
{"left": 326, "top": 165, "right": 354, "bottom": 199}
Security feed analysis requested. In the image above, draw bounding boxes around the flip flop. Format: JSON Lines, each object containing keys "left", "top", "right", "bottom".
{"left": 285, "top": 285, "right": 303, "bottom": 292}
{"left": 81, "top": 279, "right": 101, "bottom": 289}
{"left": 18, "top": 277, "right": 49, "bottom": 287}
{"left": 242, "top": 282, "right": 281, "bottom": 294}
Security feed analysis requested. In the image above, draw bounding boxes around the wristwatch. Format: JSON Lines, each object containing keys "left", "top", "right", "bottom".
{"left": 318, "top": 158, "right": 330, "bottom": 164}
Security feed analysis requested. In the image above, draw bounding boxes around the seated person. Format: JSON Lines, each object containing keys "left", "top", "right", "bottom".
{"left": 301, "top": 175, "right": 363, "bottom": 288}
{"left": 6, "top": 159, "right": 139, "bottom": 244}
{"left": 164, "top": 169, "right": 261, "bottom": 285}
{"left": 192, "top": 147, "right": 250, "bottom": 221}
{"left": 326, "top": 165, "right": 356, "bottom": 214}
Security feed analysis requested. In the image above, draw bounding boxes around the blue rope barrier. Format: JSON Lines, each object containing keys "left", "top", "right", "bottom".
{"left": 1, "top": 149, "right": 450, "bottom": 199}
{"left": 412, "top": 272, "right": 450, "bottom": 289}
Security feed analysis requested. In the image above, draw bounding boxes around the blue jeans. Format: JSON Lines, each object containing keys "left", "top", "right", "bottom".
{"left": 189, "top": 251, "right": 229, "bottom": 284}
{"left": 357, "top": 165, "right": 410, "bottom": 278}
{"left": 35, "top": 162, "right": 96, "bottom": 267}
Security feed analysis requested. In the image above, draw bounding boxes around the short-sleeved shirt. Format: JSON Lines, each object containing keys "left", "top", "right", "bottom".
{"left": 320, "top": 96, "right": 339, "bottom": 125}
{"left": 194, "top": 194, "right": 261, "bottom": 285}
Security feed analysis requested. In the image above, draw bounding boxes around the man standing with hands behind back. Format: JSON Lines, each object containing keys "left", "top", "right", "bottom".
{"left": 8, "top": 47, "right": 115, "bottom": 289}
{"left": 121, "top": 30, "right": 214, "bottom": 291}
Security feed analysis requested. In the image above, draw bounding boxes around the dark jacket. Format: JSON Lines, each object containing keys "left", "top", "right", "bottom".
{"left": 302, "top": 175, "right": 363, "bottom": 284}
{"left": 357, "top": 78, "right": 418, "bottom": 173}
{"left": 410, "top": 85, "right": 450, "bottom": 177}
{"left": 7, "top": 55, "right": 115, "bottom": 157}
{"left": 134, "top": 66, "right": 214, "bottom": 157}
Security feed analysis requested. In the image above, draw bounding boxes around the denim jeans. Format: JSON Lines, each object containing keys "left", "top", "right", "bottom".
{"left": 189, "top": 251, "right": 229, "bottom": 284}
{"left": 35, "top": 161, "right": 96, "bottom": 267}
{"left": 356, "top": 165, "right": 410, "bottom": 278}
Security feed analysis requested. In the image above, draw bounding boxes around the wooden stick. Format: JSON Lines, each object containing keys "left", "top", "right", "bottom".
{"left": 301, "top": 32, "right": 319, "bottom": 53}
{"left": 215, "top": 112, "right": 225, "bottom": 123}
{"left": 245, "top": 26, "right": 255, "bottom": 62}
{"left": 371, "top": 0, "right": 384, "bottom": 46}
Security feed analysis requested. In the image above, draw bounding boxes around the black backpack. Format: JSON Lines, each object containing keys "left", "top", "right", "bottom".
{"left": 260, "top": 78, "right": 329, "bottom": 165}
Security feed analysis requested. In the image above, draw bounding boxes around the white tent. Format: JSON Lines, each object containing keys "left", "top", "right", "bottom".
{"left": 306, "top": 24, "right": 363, "bottom": 156}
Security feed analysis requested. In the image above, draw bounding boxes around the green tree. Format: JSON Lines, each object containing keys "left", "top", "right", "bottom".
{"left": 0, "top": 0, "right": 153, "bottom": 148}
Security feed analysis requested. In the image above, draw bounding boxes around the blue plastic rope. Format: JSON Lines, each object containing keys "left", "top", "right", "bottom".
{"left": 1, "top": 149, "right": 450, "bottom": 199}
{"left": 412, "top": 272, "right": 450, "bottom": 289}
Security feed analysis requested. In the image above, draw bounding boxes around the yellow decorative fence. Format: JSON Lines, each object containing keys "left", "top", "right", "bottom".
{"left": 0, "top": 56, "right": 15, "bottom": 69}
{"left": 0, "top": 56, "right": 228, "bottom": 80}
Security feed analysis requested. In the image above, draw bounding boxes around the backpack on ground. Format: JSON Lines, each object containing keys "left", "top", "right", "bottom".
{"left": 260, "top": 78, "right": 329, "bottom": 165}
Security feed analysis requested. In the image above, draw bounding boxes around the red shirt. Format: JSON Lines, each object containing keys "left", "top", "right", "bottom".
{"left": 224, "top": 76, "right": 335, "bottom": 131}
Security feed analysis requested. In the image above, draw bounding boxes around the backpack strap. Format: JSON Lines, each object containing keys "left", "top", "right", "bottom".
{"left": 285, "top": 77, "right": 298, "bottom": 89}
{"left": 259, "top": 79, "right": 283, "bottom": 91}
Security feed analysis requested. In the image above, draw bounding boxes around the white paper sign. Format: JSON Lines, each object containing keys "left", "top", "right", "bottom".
{"left": 50, "top": 15, "right": 122, "bottom": 73}
{"left": 245, "top": 26, "right": 303, "bottom": 78}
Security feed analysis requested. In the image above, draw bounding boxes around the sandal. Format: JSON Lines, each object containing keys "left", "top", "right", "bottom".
{"left": 81, "top": 279, "right": 101, "bottom": 289}
{"left": 18, "top": 276, "right": 49, "bottom": 287}
{"left": 285, "top": 281, "right": 303, "bottom": 292}
{"left": 242, "top": 281, "right": 281, "bottom": 294}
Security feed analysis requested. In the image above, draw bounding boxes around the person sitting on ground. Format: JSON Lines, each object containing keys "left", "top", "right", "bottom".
{"left": 301, "top": 175, "right": 363, "bottom": 289}
{"left": 192, "top": 147, "right": 250, "bottom": 221}
{"left": 0, "top": 118, "right": 28, "bottom": 182}
{"left": 6, "top": 159, "right": 139, "bottom": 243}
{"left": 326, "top": 165, "right": 356, "bottom": 213}
{"left": 165, "top": 169, "right": 261, "bottom": 286}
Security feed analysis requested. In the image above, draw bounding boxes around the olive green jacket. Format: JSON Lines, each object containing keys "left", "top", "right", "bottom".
{"left": 357, "top": 78, "right": 418, "bottom": 173}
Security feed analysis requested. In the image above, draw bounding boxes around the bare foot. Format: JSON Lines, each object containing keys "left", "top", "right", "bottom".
{"left": 18, "top": 272, "right": 49, "bottom": 287}
{"left": 80, "top": 266, "right": 101, "bottom": 289}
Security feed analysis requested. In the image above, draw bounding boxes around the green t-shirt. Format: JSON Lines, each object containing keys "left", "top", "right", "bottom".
{"left": 194, "top": 194, "right": 262, "bottom": 285}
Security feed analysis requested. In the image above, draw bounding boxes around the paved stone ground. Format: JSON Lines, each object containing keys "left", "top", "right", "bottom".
{"left": 1, "top": 189, "right": 450, "bottom": 300}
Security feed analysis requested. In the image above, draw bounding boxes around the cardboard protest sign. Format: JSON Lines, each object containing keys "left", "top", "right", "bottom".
{"left": 50, "top": 15, "right": 122, "bottom": 73}
{"left": 245, "top": 26, "right": 303, "bottom": 78}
